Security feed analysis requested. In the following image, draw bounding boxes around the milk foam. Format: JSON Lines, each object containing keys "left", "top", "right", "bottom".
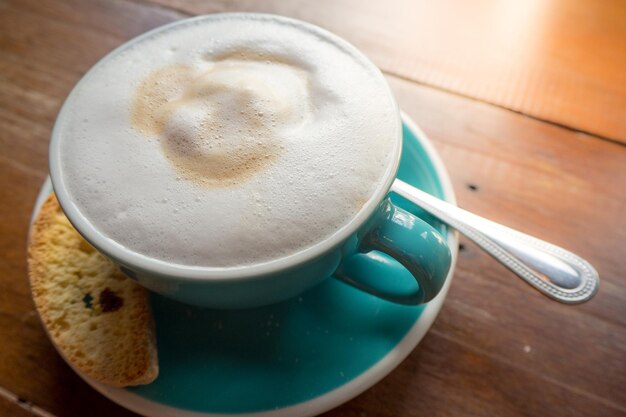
{"left": 58, "top": 15, "right": 399, "bottom": 268}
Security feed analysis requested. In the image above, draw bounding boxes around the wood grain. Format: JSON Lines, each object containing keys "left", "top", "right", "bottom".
{"left": 0, "top": 0, "right": 624, "bottom": 416}
{"left": 141, "top": 0, "right": 626, "bottom": 142}
{"left": 0, "top": 392, "right": 39, "bottom": 417}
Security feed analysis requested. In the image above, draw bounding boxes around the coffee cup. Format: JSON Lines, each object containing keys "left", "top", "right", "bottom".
{"left": 49, "top": 13, "right": 451, "bottom": 308}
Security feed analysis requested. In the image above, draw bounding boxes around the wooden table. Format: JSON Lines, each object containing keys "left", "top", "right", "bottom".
{"left": 1, "top": 0, "right": 625, "bottom": 416}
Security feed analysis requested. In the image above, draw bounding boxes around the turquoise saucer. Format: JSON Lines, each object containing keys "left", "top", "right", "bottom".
{"left": 33, "top": 113, "right": 458, "bottom": 417}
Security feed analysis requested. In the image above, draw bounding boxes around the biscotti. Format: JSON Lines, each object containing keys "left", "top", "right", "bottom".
{"left": 28, "top": 194, "right": 158, "bottom": 387}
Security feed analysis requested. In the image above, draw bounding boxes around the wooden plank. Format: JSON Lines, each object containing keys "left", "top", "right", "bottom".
{"left": 0, "top": 389, "right": 39, "bottom": 417}
{"left": 137, "top": 0, "right": 626, "bottom": 142}
{"left": 9, "top": 0, "right": 626, "bottom": 141}
{"left": 0, "top": 0, "right": 624, "bottom": 416}
{"left": 325, "top": 330, "right": 625, "bottom": 417}
{"left": 0, "top": 0, "right": 185, "bottom": 75}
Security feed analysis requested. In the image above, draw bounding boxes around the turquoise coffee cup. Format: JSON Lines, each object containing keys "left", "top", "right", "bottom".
{"left": 48, "top": 14, "right": 451, "bottom": 308}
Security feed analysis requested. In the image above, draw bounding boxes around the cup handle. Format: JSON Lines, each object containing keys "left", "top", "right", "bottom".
{"left": 334, "top": 198, "right": 451, "bottom": 304}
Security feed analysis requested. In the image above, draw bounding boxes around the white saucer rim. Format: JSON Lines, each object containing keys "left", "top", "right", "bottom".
{"left": 32, "top": 111, "right": 458, "bottom": 417}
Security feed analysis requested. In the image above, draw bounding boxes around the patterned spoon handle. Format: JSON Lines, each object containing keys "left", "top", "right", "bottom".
{"left": 391, "top": 179, "right": 599, "bottom": 304}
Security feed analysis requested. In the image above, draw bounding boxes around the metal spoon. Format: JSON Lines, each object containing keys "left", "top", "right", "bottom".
{"left": 391, "top": 179, "right": 599, "bottom": 304}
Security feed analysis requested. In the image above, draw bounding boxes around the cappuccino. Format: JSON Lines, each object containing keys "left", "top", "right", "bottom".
{"left": 56, "top": 15, "right": 399, "bottom": 268}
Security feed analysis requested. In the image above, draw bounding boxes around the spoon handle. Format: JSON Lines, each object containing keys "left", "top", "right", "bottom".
{"left": 391, "top": 179, "right": 599, "bottom": 304}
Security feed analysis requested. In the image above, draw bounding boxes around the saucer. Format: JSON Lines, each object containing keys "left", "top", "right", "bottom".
{"left": 31, "top": 113, "right": 458, "bottom": 417}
